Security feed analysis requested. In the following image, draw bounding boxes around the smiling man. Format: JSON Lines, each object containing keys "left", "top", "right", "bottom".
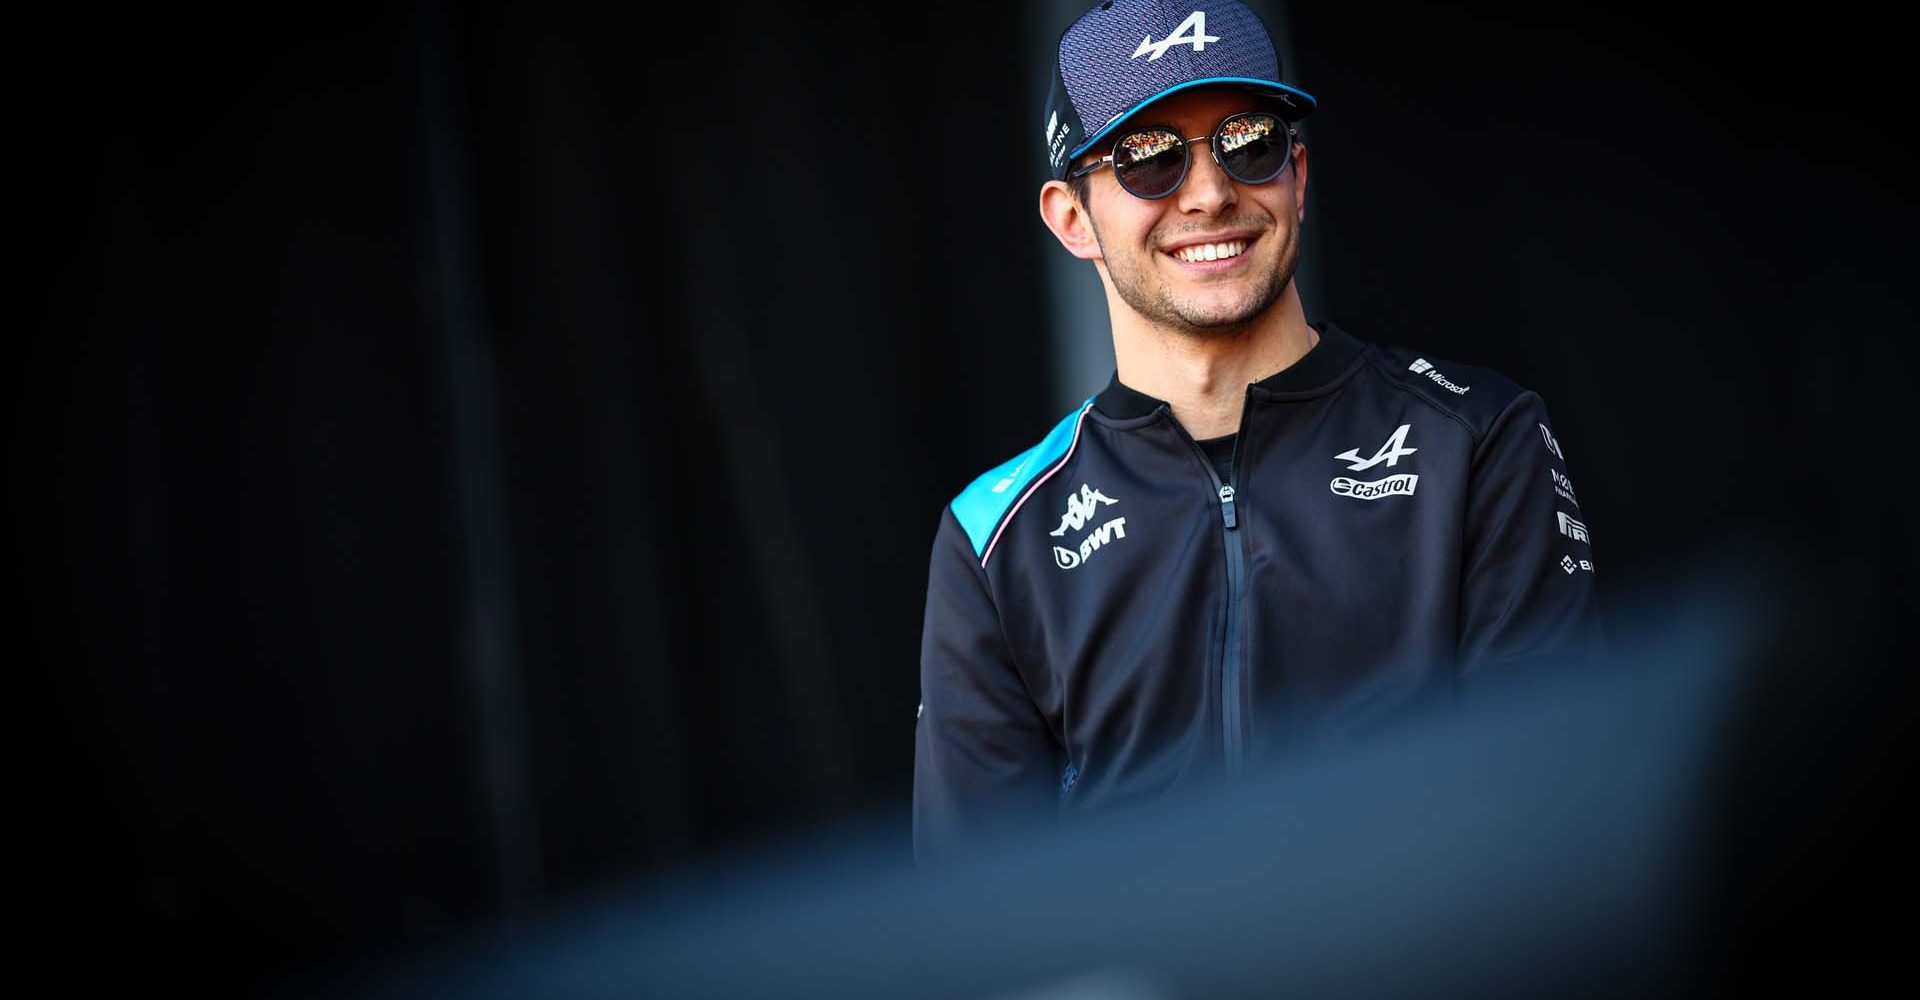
{"left": 912, "top": 0, "right": 1606, "bottom": 863}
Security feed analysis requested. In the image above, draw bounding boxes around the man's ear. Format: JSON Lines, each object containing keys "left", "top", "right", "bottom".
{"left": 1290, "top": 140, "right": 1309, "bottom": 223}
{"left": 1039, "top": 180, "right": 1103, "bottom": 261}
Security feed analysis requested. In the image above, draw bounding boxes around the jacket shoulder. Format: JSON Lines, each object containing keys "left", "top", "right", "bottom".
{"left": 948, "top": 399, "right": 1094, "bottom": 559}
{"left": 1362, "top": 341, "right": 1534, "bottom": 440}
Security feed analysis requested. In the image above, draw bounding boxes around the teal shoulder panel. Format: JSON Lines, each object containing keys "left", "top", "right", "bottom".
{"left": 950, "top": 399, "right": 1093, "bottom": 557}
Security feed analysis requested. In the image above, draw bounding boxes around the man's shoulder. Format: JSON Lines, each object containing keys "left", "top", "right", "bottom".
{"left": 1356, "top": 336, "right": 1536, "bottom": 441}
{"left": 946, "top": 398, "right": 1096, "bottom": 560}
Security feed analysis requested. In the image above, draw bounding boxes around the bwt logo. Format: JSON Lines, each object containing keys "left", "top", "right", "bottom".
{"left": 1053, "top": 517, "right": 1128, "bottom": 570}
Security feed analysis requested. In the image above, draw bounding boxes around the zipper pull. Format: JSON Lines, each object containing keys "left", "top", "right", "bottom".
{"left": 1218, "top": 483, "right": 1238, "bottom": 530}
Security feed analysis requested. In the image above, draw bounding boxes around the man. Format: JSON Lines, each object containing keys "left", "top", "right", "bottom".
{"left": 913, "top": 0, "right": 1603, "bottom": 862}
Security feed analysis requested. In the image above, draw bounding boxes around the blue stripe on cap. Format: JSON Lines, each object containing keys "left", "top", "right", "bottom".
{"left": 950, "top": 400, "right": 1094, "bottom": 557}
{"left": 1068, "top": 76, "right": 1318, "bottom": 164}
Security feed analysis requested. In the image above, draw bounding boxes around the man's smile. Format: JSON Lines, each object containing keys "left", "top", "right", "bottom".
{"left": 1171, "top": 239, "right": 1249, "bottom": 263}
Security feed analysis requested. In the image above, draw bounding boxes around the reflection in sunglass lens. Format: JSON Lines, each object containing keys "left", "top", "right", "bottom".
{"left": 1217, "top": 113, "right": 1288, "bottom": 185}
{"left": 1112, "top": 127, "right": 1187, "bottom": 199}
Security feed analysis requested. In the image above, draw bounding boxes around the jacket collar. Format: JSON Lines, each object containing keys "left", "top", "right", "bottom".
{"left": 1094, "top": 321, "right": 1366, "bottom": 419}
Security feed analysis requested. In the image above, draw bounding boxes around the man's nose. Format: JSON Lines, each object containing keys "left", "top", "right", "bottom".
{"left": 1175, "top": 136, "right": 1236, "bottom": 214}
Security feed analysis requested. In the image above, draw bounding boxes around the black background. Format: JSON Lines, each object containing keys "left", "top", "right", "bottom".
{"left": 24, "top": 3, "right": 1910, "bottom": 997}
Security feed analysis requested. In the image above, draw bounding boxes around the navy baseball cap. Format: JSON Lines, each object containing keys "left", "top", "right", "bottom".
{"left": 1043, "top": 0, "right": 1316, "bottom": 181}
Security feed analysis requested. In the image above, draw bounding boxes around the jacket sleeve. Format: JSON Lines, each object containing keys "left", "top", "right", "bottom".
{"left": 1457, "top": 390, "right": 1607, "bottom": 684}
{"left": 912, "top": 505, "right": 1061, "bottom": 865}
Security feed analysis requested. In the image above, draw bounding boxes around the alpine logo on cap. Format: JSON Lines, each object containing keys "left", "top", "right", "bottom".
{"left": 1132, "top": 11, "right": 1220, "bottom": 61}
{"left": 1045, "top": 110, "right": 1072, "bottom": 170}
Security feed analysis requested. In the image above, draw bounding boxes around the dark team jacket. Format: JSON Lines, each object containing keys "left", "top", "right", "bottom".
{"left": 912, "top": 322, "right": 1605, "bottom": 863}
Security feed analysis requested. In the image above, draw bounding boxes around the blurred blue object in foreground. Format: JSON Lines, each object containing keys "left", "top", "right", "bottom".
{"left": 331, "top": 560, "right": 1765, "bottom": 1000}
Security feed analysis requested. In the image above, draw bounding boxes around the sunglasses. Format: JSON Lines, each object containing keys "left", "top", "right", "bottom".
{"left": 1069, "top": 110, "right": 1297, "bottom": 200}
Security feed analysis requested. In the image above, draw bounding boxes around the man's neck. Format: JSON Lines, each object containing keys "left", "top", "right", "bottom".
{"left": 1110, "top": 288, "right": 1318, "bottom": 440}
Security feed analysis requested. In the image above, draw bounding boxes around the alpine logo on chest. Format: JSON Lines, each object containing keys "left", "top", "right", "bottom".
{"left": 1049, "top": 483, "right": 1129, "bottom": 570}
{"left": 1331, "top": 424, "right": 1420, "bottom": 500}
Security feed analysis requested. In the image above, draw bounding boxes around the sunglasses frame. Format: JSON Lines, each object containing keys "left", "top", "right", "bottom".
{"left": 1068, "top": 111, "right": 1298, "bottom": 200}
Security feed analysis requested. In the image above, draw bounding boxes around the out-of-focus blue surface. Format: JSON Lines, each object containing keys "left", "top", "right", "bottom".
{"left": 329, "top": 562, "right": 1761, "bottom": 1000}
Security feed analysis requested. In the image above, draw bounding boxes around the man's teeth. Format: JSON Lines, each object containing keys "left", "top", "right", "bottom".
{"left": 1173, "top": 240, "right": 1247, "bottom": 263}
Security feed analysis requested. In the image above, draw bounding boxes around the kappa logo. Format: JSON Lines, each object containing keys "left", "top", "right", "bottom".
{"left": 1557, "top": 510, "right": 1590, "bottom": 544}
{"left": 1551, "top": 468, "right": 1579, "bottom": 506}
{"left": 1050, "top": 483, "right": 1129, "bottom": 571}
{"left": 1335, "top": 424, "right": 1418, "bottom": 471}
{"left": 1540, "top": 423, "right": 1564, "bottom": 461}
{"left": 1131, "top": 10, "right": 1220, "bottom": 61}
{"left": 1050, "top": 484, "right": 1117, "bottom": 536}
{"left": 1408, "top": 357, "right": 1470, "bottom": 394}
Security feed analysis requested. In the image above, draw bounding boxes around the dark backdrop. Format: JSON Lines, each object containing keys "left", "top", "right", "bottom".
{"left": 25, "top": 3, "right": 1909, "bottom": 997}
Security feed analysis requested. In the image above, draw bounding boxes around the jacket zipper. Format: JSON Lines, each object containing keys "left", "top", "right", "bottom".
{"left": 1219, "top": 475, "right": 1247, "bottom": 775}
{"left": 1180, "top": 393, "right": 1252, "bottom": 776}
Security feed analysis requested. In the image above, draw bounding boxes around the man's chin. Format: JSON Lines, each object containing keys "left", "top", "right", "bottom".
{"left": 1170, "top": 317, "right": 1261, "bottom": 340}
{"left": 1167, "top": 296, "right": 1274, "bottom": 335}
{"left": 1166, "top": 268, "right": 1294, "bottom": 334}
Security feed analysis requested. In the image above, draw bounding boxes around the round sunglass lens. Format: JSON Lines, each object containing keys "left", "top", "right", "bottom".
{"left": 1111, "top": 128, "right": 1188, "bottom": 199}
{"left": 1215, "top": 113, "right": 1289, "bottom": 185}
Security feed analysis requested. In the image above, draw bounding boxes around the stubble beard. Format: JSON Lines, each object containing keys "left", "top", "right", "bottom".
{"left": 1091, "top": 213, "right": 1298, "bottom": 340}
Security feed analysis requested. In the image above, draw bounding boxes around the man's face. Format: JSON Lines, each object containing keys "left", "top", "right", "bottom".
{"left": 1068, "top": 86, "right": 1308, "bottom": 337}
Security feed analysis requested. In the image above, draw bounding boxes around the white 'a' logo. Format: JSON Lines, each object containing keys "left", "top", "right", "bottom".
{"left": 1132, "top": 11, "right": 1220, "bottom": 61}
{"left": 1539, "top": 423, "right": 1565, "bottom": 461}
{"left": 1335, "top": 424, "right": 1418, "bottom": 471}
